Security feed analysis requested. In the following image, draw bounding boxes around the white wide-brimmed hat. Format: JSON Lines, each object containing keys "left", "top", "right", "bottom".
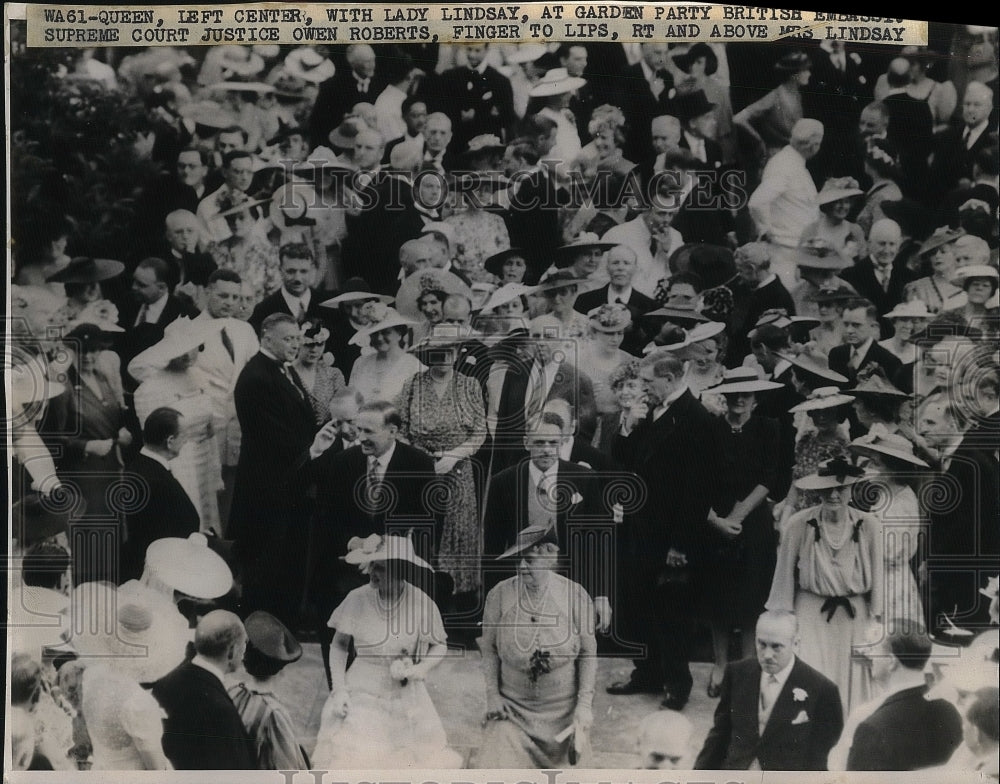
{"left": 342, "top": 533, "right": 432, "bottom": 570}
{"left": 529, "top": 67, "right": 586, "bottom": 97}
{"left": 284, "top": 47, "right": 336, "bottom": 83}
{"left": 793, "top": 456, "right": 866, "bottom": 491}
{"left": 883, "top": 300, "right": 934, "bottom": 320}
{"left": 479, "top": 282, "right": 538, "bottom": 313}
{"left": 128, "top": 317, "right": 221, "bottom": 373}
{"left": 952, "top": 264, "right": 999, "bottom": 287}
{"left": 789, "top": 386, "right": 855, "bottom": 413}
{"left": 144, "top": 533, "right": 233, "bottom": 600}
{"left": 705, "top": 366, "right": 783, "bottom": 394}
{"left": 849, "top": 424, "right": 928, "bottom": 466}
{"left": 348, "top": 309, "right": 417, "bottom": 347}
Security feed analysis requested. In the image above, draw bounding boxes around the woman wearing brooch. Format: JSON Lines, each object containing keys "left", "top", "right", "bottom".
{"left": 766, "top": 456, "right": 884, "bottom": 714}
{"left": 311, "top": 534, "right": 461, "bottom": 769}
{"left": 475, "top": 526, "right": 597, "bottom": 769}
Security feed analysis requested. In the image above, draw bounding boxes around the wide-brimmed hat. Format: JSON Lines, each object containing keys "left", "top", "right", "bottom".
{"left": 244, "top": 611, "right": 302, "bottom": 668}
{"left": 808, "top": 283, "right": 857, "bottom": 304}
{"left": 794, "top": 456, "right": 866, "bottom": 490}
{"left": 207, "top": 81, "right": 274, "bottom": 96}
{"left": 144, "top": 532, "right": 233, "bottom": 599}
{"left": 284, "top": 47, "right": 336, "bottom": 83}
{"left": 129, "top": 317, "right": 220, "bottom": 371}
{"left": 178, "top": 101, "right": 236, "bottom": 133}
{"left": 900, "top": 45, "right": 940, "bottom": 66}
{"left": 789, "top": 386, "right": 855, "bottom": 412}
{"left": 685, "top": 320, "right": 726, "bottom": 345}
{"left": 9, "top": 358, "right": 66, "bottom": 410}
{"left": 670, "top": 89, "right": 716, "bottom": 122}
{"left": 291, "top": 147, "right": 353, "bottom": 177}
{"left": 779, "top": 348, "right": 849, "bottom": 385}
{"left": 643, "top": 304, "right": 709, "bottom": 328}
{"left": 396, "top": 270, "right": 473, "bottom": 321}
{"left": 672, "top": 42, "right": 718, "bottom": 76}
{"left": 816, "top": 177, "right": 864, "bottom": 205}
{"left": 216, "top": 196, "right": 271, "bottom": 219}
{"left": 319, "top": 278, "right": 393, "bottom": 308}
{"left": 12, "top": 493, "right": 82, "bottom": 545}
{"left": 918, "top": 226, "right": 964, "bottom": 257}
{"left": 705, "top": 366, "right": 783, "bottom": 394}
{"left": 328, "top": 117, "right": 367, "bottom": 149}
{"left": 537, "top": 269, "right": 588, "bottom": 294}
{"left": 478, "top": 282, "right": 537, "bottom": 313}
{"left": 529, "top": 67, "right": 586, "bottom": 97}
{"left": 269, "top": 182, "right": 319, "bottom": 231}
{"left": 506, "top": 44, "right": 548, "bottom": 65}
{"left": 459, "top": 134, "right": 506, "bottom": 162}
{"left": 849, "top": 425, "right": 928, "bottom": 466}
{"left": 952, "top": 264, "right": 999, "bottom": 287}
{"left": 348, "top": 309, "right": 417, "bottom": 346}
{"left": 342, "top": 533, "right": 433, "bottom": 570}
{"left": 420, "top": 222, "right": 458, "bottom": 252}
{"left": 266, "top": 119, "right": 308, "bottom": 148}
{"left": 64, "top": 322, "right": 116, "bottom": 352}
{"left": 70, "top": 581, "right": 189, "bottom": 682}
{"left": 218, "top": 45, "right": 265, "bottom": 78}
{"left": 844, "top": 371, "right": 910, "bottom": 399}
{"left": 775, "top": 51, "right": 812, "bottom": 74}
{"left": 796, "top": 239, "right": 852, "bottom": 270}
{"left": 587, "top": 304, "right": 631, "bottom": 333}
{"left": 553, "top": 232, "right": 617, "bottom": 268}
{"left": 751, "top": 308, "right": 821, "bottom": 334}
{"left": 668, "top": 243, "right": 737, "bottom": 289}
{"left": 407, "top": 333, "right": 466, "bottom": 363}
{"left": 497, "top": 524, "right": 559, "bottom": 559}
{"left": 884, "top": 300, "right": 934, "bottom": 320}
{"left": 484, "top": 248, "right": 529, "bottom": 279}
{"left": 46, "top": 257, "right": 124, "bottom": 285}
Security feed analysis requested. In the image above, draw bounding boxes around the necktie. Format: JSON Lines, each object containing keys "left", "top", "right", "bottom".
{"left": 615, "top": 297, "right": 624, "bottom": 305}
{"left": 649, "top": 237, "right": 659, "bottom": 257}
{"left": 135, "top": 304, "right": 148, "bottom": 326}
{"left": 760, "top": 673, "right": 780, "bottom": 717}
{"left": 220, "top": 327, "right": 235, "bottom": 362}
{"left": 296, "top": 300, "right": 307, "bottom": 323}
{"left": 285, "top": 365, "right": 309, "bottom": 399}
{"left": 366, "top": 456, "right": 382, "bottom": 506}
{"left": 850, "top": 346, "right": 861, "bottom": 369}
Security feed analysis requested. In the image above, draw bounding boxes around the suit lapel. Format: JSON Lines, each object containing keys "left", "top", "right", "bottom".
{"left": 737, "top": 663, "right": 763, "bottom": 742}
{"left": 761, "top": 659, "right": 804, "bottom": 742}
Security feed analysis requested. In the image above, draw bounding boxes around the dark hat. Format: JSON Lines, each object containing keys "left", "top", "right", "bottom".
{"left": 808, "top": 283, "right": 856, "bottom": 304}
{"left": 553, "top": 233, "right": 616, "bottom": 268}
{"left": 266, "top": 119, "right": 307, "bottom": 147}
{"left": 46, "top": 257, "right": 124, "bottom": 285}
{"left": 670, "top": 89, "right": 716, "bottom": 122}
{"left": 775, "top": 51, "right": 812, "bottom": 74}
{"left": 12, "top": 493, "right": 83, "bottom": 545}
{"left": 484, "top": 248, "right": 529, "bottom": 279}
{"left": 64, "top": 322, "right": 115, "bottom": 351}
{"left": 671, "top": 43, "right": 718, "bottom": 76}
{"left": 669, "top": 243, "right": 737, "bottom": 289}
{"left": 244, "top": 611, "right": 302, "bottom": 667}
{"left": 328, "top": 117, "right": 365, "bottom": 150}
{"left": 497, "top": 524, "right": 558, "bottom": 559}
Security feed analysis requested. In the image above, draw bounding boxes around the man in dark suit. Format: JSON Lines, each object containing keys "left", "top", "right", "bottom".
{"left": 559, "top": 44, "right": 598, "bottom": 143}
{"left": 696, "top": 610, "right": 844, "bottom": 770}
{"left": 117, "top": 256, "right": 199, "bottom": 389}
{"left": 828, "top": 298, "right": 903, "bottom": 386}
{"left": 308, "top": 43, "right": 385, "bottom": 148}
{"left": 132, "top": 148, "right": 211, "bottom": 256}
{"left": 229, "top": 313, "right": 318, "bottom": 621}
{"left": 574, "top": 245, "right": 657, "bottom": 357}
{"left": 122, "top": 407, "right": 200, "bottom": 581}
{"left": 845, "top": 622, "right": 962, "bottom": 770}
{"left": 617, "top": 43, "right": 675, "bottom": 162}
{"left": 248, "top": 243, "right": 331, "bottom": 335}
{"left": 152, "top": 610, "right": 255, "bottom": 769}
{"left": 157, "top": 209, "right": 218, "bottom": 293}
{"left": 435, "top": 43, "right": 516, "bottom": 152}
{"left": 483, "top": 412, "right": 613, "bottom": 632}
{"left": 881, "top": 58, "right": 934, "bottom": 200}
{"left": 726, "top": 243, "right": 796, "bottom": 367}
{"left": 841, "top": 219, "right": 912, "bottom": 335}
{"left": 608, "top": 351, "right": 720, "bottom": 709}
{"left": 931, "top": 81, "right": 998, "bottom": 193}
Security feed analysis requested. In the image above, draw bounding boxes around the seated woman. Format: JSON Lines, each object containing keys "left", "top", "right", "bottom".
{"left": 311, "top": 535, "right": 461, "bottom": 769}
{"left": 227, "top": 611, "right": 310, "bottom": 770}
{"left": 475, "top": 526, "right": 597, "bottom": 769}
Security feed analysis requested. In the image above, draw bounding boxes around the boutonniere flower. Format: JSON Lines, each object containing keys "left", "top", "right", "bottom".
{"left": 793, "top": 687, "right": 808, "bottom": 702}
{"left": 571, "top": 492, "right": 584, "bottom": 505}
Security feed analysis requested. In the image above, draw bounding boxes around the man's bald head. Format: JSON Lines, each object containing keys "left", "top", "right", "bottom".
{"left": 869, "top": 218, "right": 902, "bottom": 244}
{"left": 790, "top": 119, "right": 824, "bottom": 159}
{"left": 651, "top": 115, "right": 682, "bottom": 153}
{"left": 399, "top": 238, "right": 436, "bottom": 274}
{"left": 636, "top": 710, "right": 694, "bottom": 769}
{"left": 425, "top": 112, "right": 453, "bottom": 153}
{"left": 868, "top": 219, "right": 902, "bottom": 268}
{"left": 193, "top": 610, "right": 246, "bottom": 671}
{"left": 964, "top": 82, "right": 994, "bottom": 127}
{"left": 346, "top": 44, "right": 376, "bottom": 77}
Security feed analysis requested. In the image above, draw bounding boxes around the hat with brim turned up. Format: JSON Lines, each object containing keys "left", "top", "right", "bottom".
{"left": 529, "top": 68, "right": 586, "bottom": 97}
{"left": 343, "top": 533, "right": 433, "bottom": 570}
{"left": 794, "top": 456, "right": 865, "bottom": 490}
{"left": 497, "top": 524, "right": 559, "bottom": 559}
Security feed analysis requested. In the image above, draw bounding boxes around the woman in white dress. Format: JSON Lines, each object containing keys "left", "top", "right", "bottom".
{"left": 347, "top": 309, "right": 422, "bottom": 404}
{"left": 578, "top": 304, "right": 633, "bottom": 415}
{"left": 312, "top": 535, "right": 461, "bottom": 769}
{"left": 131, "top": 317, "right": 224, "bottom": 533}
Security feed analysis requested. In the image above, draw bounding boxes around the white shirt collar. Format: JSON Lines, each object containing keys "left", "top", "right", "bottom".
{"left": 280, "top": 287, "right": 311, "bottom": 315}
{"left": 528, "top": 460, "right": 558, "bottom": 489}
{"left": 761, "top": 655, "right": 796, "bottom": 690}
{"left": 191, "top": 655, "right": 228, "bottom": 685}
{"left": 639, "top": 59, "right": 658, "bottom": 83}
{"left": 471, "top": 60, "right": 488, "bottom": 75}
{"left": 851, "top": 337, "right": 874, "bottom": 357}
{"left": 140, "top": 446, "right": 173, "bottom": 471}
{"left": 653, "top": 383, "right": 688, "bottom": 418}
{"left": 369, "top": 440, "right": 397, "bottom": 471}
{"left": 143, "top": 294, "right": 169, "bottom": 324}
{"left": 684, "top": 130, "right": 705, "bottom": 155}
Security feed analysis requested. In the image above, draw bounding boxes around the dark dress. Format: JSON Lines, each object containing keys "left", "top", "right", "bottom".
{"left": 702, "top": 413, "right": 780, "bottom": 625}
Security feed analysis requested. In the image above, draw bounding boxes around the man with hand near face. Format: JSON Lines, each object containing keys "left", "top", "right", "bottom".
{"left": 696, "top": 610, "right": 844, "bottom": 770}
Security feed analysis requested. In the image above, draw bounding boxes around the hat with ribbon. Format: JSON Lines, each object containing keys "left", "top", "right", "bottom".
{"left": 496, "top": 524, "right": 559, "bottom": 560}
{"left": 342, "top": 533, "right": 433, "bottom": 571}
{"left": 671, "top": 42, "right": 718, "bottom": 76}
{"left": 794, "top": 456, "right": 866, "bottom": 490}
{"left": 849, "top": 424, "right": 928, "bottom": 466}
{"left": 128, "top": 316, "right": 221, "bottom": 373}
{"left": 844, "top": 367, "right": 910, "bottom": 399}
{"left": 529, "top": 67, "right": 586, "bottom": 97}
{"left": 883, "top": 300, "right": 934, "bottom": 320}
{"left": 795, "top": 238, "right": 853, "bottom": 270}
{"left": 705, "top": 366, "right": 784, "bottom": 395}
{"left": 918, "top": 226, "right": 964, "bottom": 257}
{"left": 477, "top": 282, "right": 537, "bottom": 314}
{"left": 789, "top": 386, "right": 855, "bottom": 413}
{"left": 284, "top": 47, "right": 336, "bottom": 84}
{"left": 808, "top": 283, "right": 857, "bottom": 304}
{"left": 64, "top": 322, "right": 116, "bottom": 352}
{"left": 348, "top": 308, "right": 417, "bottom": 347}
{"left": 779, "top": 347, "right": 849, "bottom": 385}
{"left": 817, "top": 177, "right": 864, "bottom": 206}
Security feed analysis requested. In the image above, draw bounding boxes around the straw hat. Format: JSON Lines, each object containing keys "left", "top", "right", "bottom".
{"left": 884, "top": 300, "right": 934, "bottom": 320}
{"left": 395, "top": 270, "right": 473, "bottom": 321}
{"left": 129, "top": 317, "right": 221, "bottom": 371}
{"left": 672, "top": 43, "right": 718, "bottom": 76}
{"left": 553, "top": 233, "right": 617, "bottom": 268}
{"left": 407, "top": 333, "right": 467, "bottom": 364}
{"left": 795, "top": 238, "right": 853, "bottom": 270}
{"left": 319, "top": 278, "right": 393, "bottom": 308}
{"left": 283, "top": 47, "right": 336, "bottom": 83}
{"left": 779, "top": 348, "right": 849, "bottom": 385}
{"left": 484, "top": 248, "right": 529, "bottom": 279}
{"left": 705, "top": 366, "right": 783, "bottom": 394}
{"left": 207, "top": 81, "right": 274, "bottom": 96}
{"left": 794, "top": 456, "right": 865, "bottom": 490}
{"left": 816, "top": 177, "right": 864, "bottom": 206}
{"left": 789, "top": 386, "right": 855, "bottom": 412}
{"left": 46, "top": 257, "right": 124, "bottom": 284}
{"left": 849, "top": 425, "right": 928, "bottom": 466}
{"left": 685, "top": 320, "right": 726, "bottom": 344}
{"left": 218, "top": 45, "right": 265, "bottom": 78}
{"left": 587, "top": 304, "right": 631, "bottom": 333}
{"left": 342, "top": 533, "right": 432, "bottom": 570}
{"left": 918, "top": 226, "right": 964, "bottom": 257}
{"left": 497, "top": 524, "right": 559, "bottom": 559}
{"left": 529, "top": 67, "right": 586, "bottom": 97}
{"left": 952, "top": 264, "right": 999, "bottom": 288}
{"left": 844, "top": 371, "right": 909, "bottom": 399}
{"left": 144, "top": 532, "right": 233, "bottom": 599}
{"left": 348, "top": 309, "right": 417, "bottom": 347}
{"left": 478, "top": 282, "right": 537, "bottom": 313}
{"left": 506, "top": 44, "right": 548, "bottom": 65}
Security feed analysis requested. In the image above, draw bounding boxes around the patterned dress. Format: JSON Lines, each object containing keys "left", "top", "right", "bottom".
{"left": 227, "top": 682, "right": 309, "bottom": 771}
{"left": 395, "top": 372, "right": 486, "bottom": 593}
{"left": 296, "top": 362, "right": 346, "bottom": 426}
{"left": 445, "top": 207, "right": 510, "bottom": 280}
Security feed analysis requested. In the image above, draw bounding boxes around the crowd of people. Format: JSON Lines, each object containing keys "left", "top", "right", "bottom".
{"left": 7, "top": 28, "right": 1000, "bottom": 773}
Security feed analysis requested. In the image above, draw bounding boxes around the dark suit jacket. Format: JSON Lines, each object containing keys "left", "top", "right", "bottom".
{"left": 846, "top": 684, "right": 962, "bottom": 770}
{"left": 841, "top": 258, "right": 913, "bottom": 335}
{"left": 616, "top": 62, "right": 675, "bottom": 162}
{"left": 695, "top": 656, "right": 844, "bottom": 771}
{"left": 828, "top": 340, "right": 903, "bottom": 386}
{"left": 122, "top": 453, "right": 200, "bottom": 581}
{"left": 157, "top": 247, "right": 218, "bottom": 290}
{"left": 931, "top": 125, "right": 999, "bottom": 193}
{"left": 574, "top": 284, "right": 657, "bottom": 357}
{"left": 247, "top": 288, "right": 332, "bottom": 336}
{"left": 308, "top": 70, "right": 388, "bottom": 148}
{"left": 151, "top": 660, "right": 255, "bottom": 770}
{"left": 436, "top": 64, "right": 516, "bottom": 151}
{"left": 726, "top": 277, "right": 796, "bottom": 367}
{"left": 502, "top": 167, "right": 567, "bottom": 282}
{"left": 883, "top": 92, "right": 934, "bottom": 197}
{"left": 483, "top": 459, "right": 612, "bottom": 598}
{"left": 671, "top": 135, "right": 736, "bottom": 246}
